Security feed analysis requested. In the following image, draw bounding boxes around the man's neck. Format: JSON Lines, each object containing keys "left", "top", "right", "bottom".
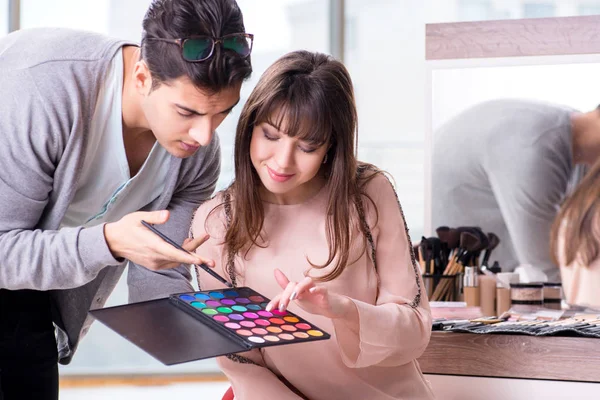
{"left": 120, "top": 46, "right": 156, "bottom": 177}
{"left": 571, "top": 110, "right": 600, "bottom": 166}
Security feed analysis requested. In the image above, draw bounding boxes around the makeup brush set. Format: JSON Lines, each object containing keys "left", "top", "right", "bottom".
{"left": 416, "top": 226, "right": 501, "bottom": 302}
{"left": 435, "top": 316, "right": 600, "bottom": 338}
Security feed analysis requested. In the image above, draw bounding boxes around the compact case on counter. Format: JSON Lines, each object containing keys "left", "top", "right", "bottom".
{"left": 90, "top": 287, "right": 330, "bottom": 365}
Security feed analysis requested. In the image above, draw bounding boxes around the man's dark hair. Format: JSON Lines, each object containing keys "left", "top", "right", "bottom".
{"left": 141, "top": 0, "right": 252, "bottom": 92}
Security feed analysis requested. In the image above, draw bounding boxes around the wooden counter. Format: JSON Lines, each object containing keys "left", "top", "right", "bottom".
{"left": 418, "top": 331, "right": 600, "bottom": 382}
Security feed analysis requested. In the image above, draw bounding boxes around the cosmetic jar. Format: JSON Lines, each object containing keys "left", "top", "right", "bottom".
{"left": 543, "top": 282, "right": 563, "bottom": 310}
{"left": 510, "top": 283, "right": 544, "bottom": 312}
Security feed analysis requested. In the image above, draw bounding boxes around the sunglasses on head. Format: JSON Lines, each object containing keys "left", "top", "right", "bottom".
{"left": 146, "top": 33, "right": 253, "bottom": 62}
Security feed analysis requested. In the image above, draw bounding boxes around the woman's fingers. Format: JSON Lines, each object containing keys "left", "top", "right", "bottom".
{"left": 290, "top": 276, "right": 314, "bottom": 301}
{"left": 274, "top": 268, "right": 290, "bottom": 290}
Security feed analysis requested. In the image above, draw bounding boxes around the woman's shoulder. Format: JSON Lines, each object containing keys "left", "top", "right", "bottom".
{"left": 357, "top": 163, "right": 394, "bottom": 199}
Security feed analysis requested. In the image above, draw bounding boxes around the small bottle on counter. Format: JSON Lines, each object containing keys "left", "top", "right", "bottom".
{"left": 543, "top": 282, "right": 563, "bottom": 310}
{"left": 479, "top": 274, "right": 497, "bottom": 316}
{"left": 463, "top": 266, "right": 480, "bottom": 307}
{"left": 496, "top": 272, "right": 519, "bottom": 316}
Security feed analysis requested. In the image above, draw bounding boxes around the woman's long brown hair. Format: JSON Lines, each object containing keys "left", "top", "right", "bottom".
{"left": 551, "top": 157, "right": 600, "bottom": 267}
{"left": 209, "top": 50, "right": 380, "bottom": 282}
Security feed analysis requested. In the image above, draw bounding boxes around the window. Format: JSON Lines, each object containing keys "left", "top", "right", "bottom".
{"left": 522, "top": 2, "right": 555, "bottom": 18}
{"left": 345, "top": 0, "right": 425, "bottom": 241}
{"left": 579, "top": 4, "right": 600, "bottom": 15}
{"left": 0, "top": 0, "right": 8, "bottom": 35}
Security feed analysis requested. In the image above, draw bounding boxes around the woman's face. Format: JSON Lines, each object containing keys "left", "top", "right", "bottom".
{"left": 250, "top": 118, "right": 329, "bottom": 205}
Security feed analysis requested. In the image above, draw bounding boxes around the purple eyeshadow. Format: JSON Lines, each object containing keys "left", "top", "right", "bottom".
{"left": 235, "top": 298, "right": 251, "bottom": 304}
{"left": 205, "top": 300, "right": 221, "bottom": 307}
{"left": 221, "top": 299, "right": 236, "bottom": 306}
{"left": 229, "top": 314, "right": 244, "bottom": 321}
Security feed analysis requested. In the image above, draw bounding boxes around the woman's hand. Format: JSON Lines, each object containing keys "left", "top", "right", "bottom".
{"left": 265, "top": 268, "right": 354, "bottom": 319}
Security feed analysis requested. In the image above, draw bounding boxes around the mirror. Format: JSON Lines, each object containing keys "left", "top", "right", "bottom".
{"left": 429, "top": 61, "right": 600, "bottom": 282}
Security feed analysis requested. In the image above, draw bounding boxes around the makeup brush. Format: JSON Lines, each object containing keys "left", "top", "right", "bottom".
{"left": 435, "top": 226, "right": 450, "bottom": 267}
{"left": 141, "top": 220, "right": 233, "bottom": 288}
{"left": 481, "top": 233, "right": 500, "bottom": 267}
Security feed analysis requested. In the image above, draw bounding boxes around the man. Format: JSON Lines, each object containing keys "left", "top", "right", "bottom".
{"left": 432, "top": 98, "right": 600, "bottom": 282}
{"left": 0, "top": 0, "right": 252, "bottom": 398}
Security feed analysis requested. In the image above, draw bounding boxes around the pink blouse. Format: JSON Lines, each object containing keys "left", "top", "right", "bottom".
{"left": 191, "top": 174, "right": 435, "bottom": 399}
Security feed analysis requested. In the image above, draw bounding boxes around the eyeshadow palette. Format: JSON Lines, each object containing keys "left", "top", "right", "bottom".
{"left": 90, "top": 287, "right": 330, "bottom": 365}
{"left": 171, "top": 287, "right": 329, "bottom": 348}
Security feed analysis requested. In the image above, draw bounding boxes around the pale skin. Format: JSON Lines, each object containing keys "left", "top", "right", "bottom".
{"left": 103, "top": 45, "right": 241, "bottom": 271}
{"left": 250, "top": 117, "right": 359, "bottom": 326}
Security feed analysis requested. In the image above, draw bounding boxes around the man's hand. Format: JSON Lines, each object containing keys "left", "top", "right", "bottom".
{"left": 104, "top": 210, "right": 214, "bottom": 270}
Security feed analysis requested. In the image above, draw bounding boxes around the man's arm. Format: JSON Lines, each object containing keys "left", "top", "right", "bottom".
{"left": 0, "top": 70, "right": 121, "bottom": 290}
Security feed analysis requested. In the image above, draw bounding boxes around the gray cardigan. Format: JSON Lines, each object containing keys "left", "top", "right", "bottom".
{"left": 0, "top": 28, "right": 220, "bottom": 364}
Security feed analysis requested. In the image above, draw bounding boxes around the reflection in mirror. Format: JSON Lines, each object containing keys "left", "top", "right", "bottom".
{"left": 431, "top": 63, "right": 600, "bottom": 285}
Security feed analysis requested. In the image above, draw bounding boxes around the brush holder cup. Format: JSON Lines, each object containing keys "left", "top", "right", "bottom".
{"left": 423, "top": 273, "right": 462, "bottom": 302}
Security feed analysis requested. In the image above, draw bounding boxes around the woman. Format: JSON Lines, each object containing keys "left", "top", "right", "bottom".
{"left": 191, "top": 50, "right": 435, "bottom": 399}
{"left": 551, "top": 157, "right": 600, "bottom": 309}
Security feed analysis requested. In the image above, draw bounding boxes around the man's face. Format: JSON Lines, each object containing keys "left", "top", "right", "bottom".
{"left": 138, "top": 72, "right": 241, "bottom": 158}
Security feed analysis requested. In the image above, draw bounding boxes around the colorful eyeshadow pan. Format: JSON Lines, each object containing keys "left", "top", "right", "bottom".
{"left": 258, "top": 310, "right": 273, "bottom": 318}
{"left": 174, "top": 287, "right": 330, "bottom": 350}
{"left": 240, "top": 321, "right": 256, "bottom": 328}
{"left": 279, "top": 333, "right": 294, "bottom": 340}
{"left": 281, "top": 325, "right": 297, "bottom": 332}
{"left": 191, "top": 301, "right": 206, "bottom": 309}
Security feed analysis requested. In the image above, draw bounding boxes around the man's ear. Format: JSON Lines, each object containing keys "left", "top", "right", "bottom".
{"left": 133, "top": 60, "right": 153, "bottom": 95}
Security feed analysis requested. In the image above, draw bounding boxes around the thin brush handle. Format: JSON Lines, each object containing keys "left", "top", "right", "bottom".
{"left": 141, "top": 220, "right": 232, "bottom": 288}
